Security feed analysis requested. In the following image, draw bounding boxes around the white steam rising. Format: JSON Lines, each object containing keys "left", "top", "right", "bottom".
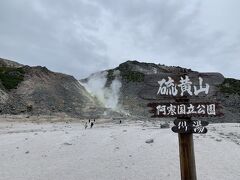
{"left": 80, "top": 70, "right": 123, "bottom": 112}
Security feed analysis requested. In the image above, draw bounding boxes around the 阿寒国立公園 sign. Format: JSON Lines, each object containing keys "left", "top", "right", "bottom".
{"left": 148, "top": 102, "right": 223, "bottom": 118}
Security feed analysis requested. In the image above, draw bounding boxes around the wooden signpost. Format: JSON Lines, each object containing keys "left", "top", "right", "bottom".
{"left": 146, "top": 72, "right": 224, "bottom": 180}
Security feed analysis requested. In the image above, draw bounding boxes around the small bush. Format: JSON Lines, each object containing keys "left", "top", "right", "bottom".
{"left": 0, "top": 67, "right": 25, "bottom": 90}
{"left": 219, "top": 78, "right": 240, "bottom": 95}
{"left": 121, "top": 71, "right": 145, "bottom": 82}
{"left": 107, "top": 69, "right": 115, "bottom": 81}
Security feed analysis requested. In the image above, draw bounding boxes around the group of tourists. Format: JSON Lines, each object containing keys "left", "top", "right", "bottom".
{"left": 84, "top": 119, "right": 95, "bottom": 129}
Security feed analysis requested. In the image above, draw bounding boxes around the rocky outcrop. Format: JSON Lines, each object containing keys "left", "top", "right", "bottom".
{"left": 0, "top": 58, "right": 104, "bottom": 118}
{"left": 0, "top": 58, "right": 23, "bottom": 68}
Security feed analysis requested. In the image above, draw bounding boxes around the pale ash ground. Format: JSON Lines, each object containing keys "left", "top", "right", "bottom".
{"left": 0, "top": 120, "right": 239, "bottom": 180}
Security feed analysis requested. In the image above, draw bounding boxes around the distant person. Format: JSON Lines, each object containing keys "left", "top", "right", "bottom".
{"left": 94, "top": 119, "right": 95, "bottom": 122}
{"left": 84, "top": 122, "right": 88, "bottom": 129}
{"left": 120, "top": 120, "right": 122, "bottom": 124}
{"left": 88, "top": 119, "right": 90, "bottom": 123}
{"left": 90, "top": 122, "right": 94, "bottom": 128}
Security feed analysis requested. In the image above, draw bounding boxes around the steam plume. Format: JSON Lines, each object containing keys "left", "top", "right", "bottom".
{"left": 80, "top": 70, "right": 123, "bottom": 112}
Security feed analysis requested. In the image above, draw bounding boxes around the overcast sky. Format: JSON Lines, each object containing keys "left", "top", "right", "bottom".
{"left": 0, "top": 0, "right": 239, "bottom": 79}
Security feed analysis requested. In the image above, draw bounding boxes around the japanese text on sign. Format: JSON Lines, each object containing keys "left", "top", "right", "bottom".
{"left": 156, "top": 103, "right": 216, "bottom": 116}
{"left": 157, "top": 76, "right": 209, "bottom": 96}
{"left": 176, "top": 120, "right": 207, "bottom": 133}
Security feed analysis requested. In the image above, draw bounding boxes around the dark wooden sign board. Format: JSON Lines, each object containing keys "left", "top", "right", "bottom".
{"left": 174, "top": 119, "right": 209, "bottom": 127}
{"left": 144, "top": 72, "right": 224, "bottom": 180}
{"left": 172, "top": 119, "right": 209, "bottom": 134}
{"left": 172, "top": 126, "right": 208, "bottom": 134}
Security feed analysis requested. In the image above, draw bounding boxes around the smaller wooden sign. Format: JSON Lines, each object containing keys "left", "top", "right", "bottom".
{"left": 172, "top": 119, "right": 208, "bottom": 134}
{"left": 172, "top": 125, "right": 208, "bottom": 134}
{"left": 174, "top": 119, "right": 209, "bottom": 127}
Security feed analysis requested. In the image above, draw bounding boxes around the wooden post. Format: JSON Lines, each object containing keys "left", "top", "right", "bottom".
{"left": 178, "top": 117, "right": 197, "bottom": 180}
{"left": 176, "top": 96, "right": 197, "bottom": 180}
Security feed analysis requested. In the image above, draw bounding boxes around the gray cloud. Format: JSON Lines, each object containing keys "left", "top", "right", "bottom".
{"left": 0, "top": 0, "right": 239, "bottom": 79}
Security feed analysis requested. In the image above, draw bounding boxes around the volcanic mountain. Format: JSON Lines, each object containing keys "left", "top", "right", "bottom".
{"left": 82, "top": 60, "right": 240, "bottom": 122}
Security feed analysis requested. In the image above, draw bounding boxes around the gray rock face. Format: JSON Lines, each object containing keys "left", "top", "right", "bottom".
{"left": 0, "top": 58, "right": 23, "bottom": 68}
{"left": 0, "top": 59, "right": 105, "bottom": 118}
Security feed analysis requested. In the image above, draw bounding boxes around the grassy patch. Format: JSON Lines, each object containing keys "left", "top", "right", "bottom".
{"left": 107, "top": 69, "right": 115, "bottom": 81}
{"left": 105, "top": 69, "right": 116, "bottom": 87}
{"left": 114, "top": 62, "right": 145, "bottom": 83}
{"left": 219, "top": 78, "right": 240, "bottom": 95}
{"left": 121, "top": 70, "right": 145, "bottom": 82}
{"left": 0, "top": 67, "right": 25, "bottom": 90}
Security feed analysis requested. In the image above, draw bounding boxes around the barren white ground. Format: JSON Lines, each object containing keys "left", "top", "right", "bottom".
{"left": 0, "top": 120, "right": 239, "bottom": 180}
